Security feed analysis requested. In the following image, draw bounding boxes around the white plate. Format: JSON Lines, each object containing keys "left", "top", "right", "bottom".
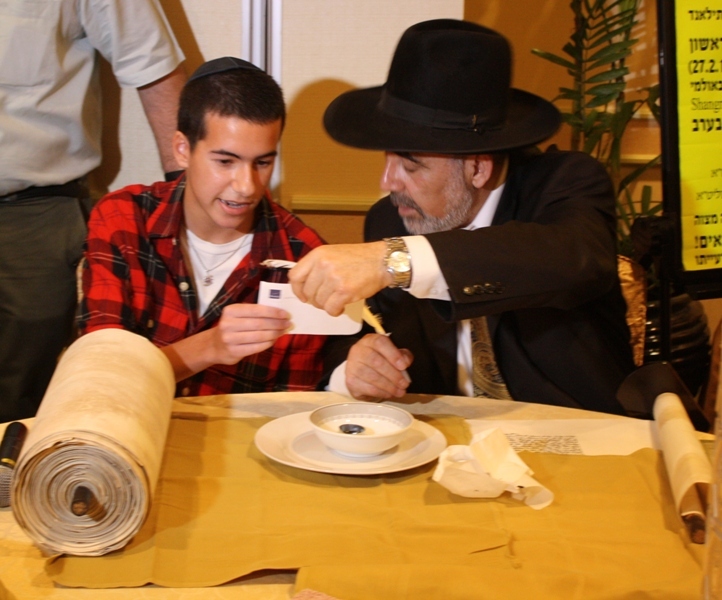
{"left": 254, "top": 411, "right": 447, "bottom": 475}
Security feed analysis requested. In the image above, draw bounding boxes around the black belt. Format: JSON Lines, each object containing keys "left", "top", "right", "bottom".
{"left": 0, "top": 179, "right": 86, "bottom": 203}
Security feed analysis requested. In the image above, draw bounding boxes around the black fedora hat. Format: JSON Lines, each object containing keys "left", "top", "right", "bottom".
{"left": 323, "top": 19, "right": 561, "bottom": 154}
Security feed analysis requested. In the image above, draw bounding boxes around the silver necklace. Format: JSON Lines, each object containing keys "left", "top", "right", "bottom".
{"left": 187, "top": 236, "right": 246, "bottom": 286}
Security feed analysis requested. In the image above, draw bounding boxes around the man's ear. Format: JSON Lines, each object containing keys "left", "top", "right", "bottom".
{"left": 172, "top": 131, "right": 191, "bottom": 169}
{"left": 469, "top": 155, "right": 495, "bottom": 189}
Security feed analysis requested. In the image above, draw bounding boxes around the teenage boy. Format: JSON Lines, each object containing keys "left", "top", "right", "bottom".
{"left": 79, "top": 57, "right": 326, "bottom": 396}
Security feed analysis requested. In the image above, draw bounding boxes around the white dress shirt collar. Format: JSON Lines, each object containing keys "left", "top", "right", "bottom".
{"left": 466, "top": 182, "right": 505, "bottom": 231}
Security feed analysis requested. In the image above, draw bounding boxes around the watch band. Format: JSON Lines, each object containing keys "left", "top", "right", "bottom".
{"left": 383, "top": 237, "right": 412, "bottom": 289}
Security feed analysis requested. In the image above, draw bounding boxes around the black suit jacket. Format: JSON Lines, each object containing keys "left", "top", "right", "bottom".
{"left": 324, "top": 148, "right": 635, "bottom": 415}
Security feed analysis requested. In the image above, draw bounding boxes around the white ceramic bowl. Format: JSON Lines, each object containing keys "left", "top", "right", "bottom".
{"left": 309, "top": 402, "right": 414, "bottom": 458}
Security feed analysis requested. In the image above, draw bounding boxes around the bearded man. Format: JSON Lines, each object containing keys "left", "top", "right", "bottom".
{"left": 289, "top": 19, "right": 635, "bottom": 415}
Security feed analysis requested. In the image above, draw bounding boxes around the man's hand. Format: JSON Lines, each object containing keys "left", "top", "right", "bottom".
{"left": 346, "top": 334, "right": 413, "bottom": 400}
{"left": 288, "top": 242, "right": 392, "bottom": 316}
{"left": 161, "top": 303, "right": 290, "bottom": 381}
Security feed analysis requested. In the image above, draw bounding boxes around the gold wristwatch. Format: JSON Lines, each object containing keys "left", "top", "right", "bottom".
{"left": 383, "top": 237, "right": 412, "bottom": 289}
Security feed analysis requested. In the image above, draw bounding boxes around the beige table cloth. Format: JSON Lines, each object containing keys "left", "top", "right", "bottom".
{"left": 0, "top": 392, "right": 707, "bottom": 599}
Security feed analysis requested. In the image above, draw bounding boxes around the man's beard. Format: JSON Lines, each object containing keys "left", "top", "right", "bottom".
{"left": 390, "top": 172, "right": 475, "bottom": 235}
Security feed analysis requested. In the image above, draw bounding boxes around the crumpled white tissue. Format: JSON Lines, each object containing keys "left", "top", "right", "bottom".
{"left": 432, "top": 428, "right": 554, "bottom": 509}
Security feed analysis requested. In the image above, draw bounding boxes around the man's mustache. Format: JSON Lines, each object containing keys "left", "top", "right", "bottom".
{"left": 390, "top": 193, "right": 423, "bottom": 216}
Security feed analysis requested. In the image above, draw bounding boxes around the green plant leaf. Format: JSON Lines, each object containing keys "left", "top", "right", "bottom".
{"left": 562, "top": 41, "right": 583, "bottom": 61}
{"left": 561, "top": 113, "right": 581, "bottom": 128}
{"left": 583, "top": 129, "right": 605, "bottom": 153}
{"left": 597, "top": 1, "right": 636, "bottom": 18}
{"left": 617, "top": 184, "right": 635, "bottom": 214}
{"left": 616, "top": 189, "right": 635, "bottom": 252}
{"left": 616, "top": 196, "right": 633, "bottom": 228}
{"left": 587, "top": 40, "right": 636, "bottom": 68}
{"left": 618, "top": 155, "right": 662, "bottom": 195}
{"left": 645, "top": 84, "right": 661, "bottom": 123}
{"left": 558, "top": 88, "right": 584, "bottom": 102}
{"left": 601, "top": 0, "right": 634, "bottom": 12}
{"left": 588, "top": 23, "right": 636, "bottom": 48}
{"left": 616, "top": 1, "right": 639, "bottom": 15}
{"left": 582, "top": 120, "right": 604, "bottom": 139}
{"left": 596, "top": 110, "right": 614, "bottom": 126}
{"left": 609, "top": 101, "right": 637, "bottom": 138}
{"left": 639, "top": 184, "right": 654, "bottom": 213}
{"left": 588, "top": 53, "right": 634, "bottom": 72}
{"left": 586, "top": 82, "right": 626, "bottom": 97}
{"left": 647, "top": 203, "right": 664, "bottom": 216}
{"left": 608, "top": 136, "right": 623, "bottom": 174}
{"left": 585, "top": 92, "right": 620, "bottom": 108}
{"left": 582, "top": 109, "right": 600, "bottom": 132}
{"left": 584, "top": 0, "right": 609, "bottom": 16}
{"left": 592, "top": 5, "right": 636, "bottom": 28}
{"left": 586, "top": 67, "right": 629, "bottom": 83}
{"left": 531, "top": 48, "right": 577, "bottom": 70}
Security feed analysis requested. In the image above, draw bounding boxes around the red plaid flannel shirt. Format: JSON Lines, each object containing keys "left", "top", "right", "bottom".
{"left": 79, "top": 176, "right": 327, "bottom": 396}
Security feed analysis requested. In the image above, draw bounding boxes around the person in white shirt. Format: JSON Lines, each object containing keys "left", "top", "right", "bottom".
{"left": 0, "top": 0, "right": 186, "bottom": 421}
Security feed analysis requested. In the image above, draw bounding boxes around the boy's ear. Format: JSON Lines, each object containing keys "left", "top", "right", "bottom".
{"left": 173, "top": 131, "right": 191, "bottom": 169}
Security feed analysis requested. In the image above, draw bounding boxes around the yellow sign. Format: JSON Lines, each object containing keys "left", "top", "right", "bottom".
{"left": 677, "top": 2, "right": 722, "bottom": 271}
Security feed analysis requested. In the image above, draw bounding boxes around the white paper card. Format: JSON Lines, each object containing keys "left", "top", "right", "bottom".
{"left": 258, "top": 281, "right": 363, "bottom": 335}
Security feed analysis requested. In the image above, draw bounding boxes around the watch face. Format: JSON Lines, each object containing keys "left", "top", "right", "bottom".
{"left": 388, "top": 250, "right": 411, "bottom": 273}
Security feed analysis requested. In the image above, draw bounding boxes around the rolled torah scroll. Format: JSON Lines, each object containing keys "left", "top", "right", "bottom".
{"left": 11, "top": 329, "right": 175, "bottom": 556}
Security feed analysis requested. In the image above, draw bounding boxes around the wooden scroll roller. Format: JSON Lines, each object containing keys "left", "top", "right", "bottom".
{"left": 654, "top": 392, "right": 713, "bottom": 544}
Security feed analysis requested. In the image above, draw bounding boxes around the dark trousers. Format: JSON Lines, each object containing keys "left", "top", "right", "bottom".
{"left": 0, "top": 192, "right": 90, "bottom": 421}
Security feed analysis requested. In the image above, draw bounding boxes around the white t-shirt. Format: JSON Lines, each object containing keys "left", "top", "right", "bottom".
{"left": 185, "top": 229, "right": 254, "bottom": 316}
{"left": 0, "top": 0, "right": 184, "bottom": 195}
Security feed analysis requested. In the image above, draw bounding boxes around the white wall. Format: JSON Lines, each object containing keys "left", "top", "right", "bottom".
{"left": 279, "top": 0, "right": 463, "bottom": 210}
{"left": 93, "top": 0, "right": 243, "bottom": 194}
{"left": 95, "top": 0, "right": 462, "bottom": 200}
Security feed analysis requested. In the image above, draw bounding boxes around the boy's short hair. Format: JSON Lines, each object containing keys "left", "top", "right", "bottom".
{"left": 178, "top": 59, "right": 285, "bottom": 148}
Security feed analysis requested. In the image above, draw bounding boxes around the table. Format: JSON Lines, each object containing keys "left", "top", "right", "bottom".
{"left": 0, "top": 391, "right": 709, "bottom": 599}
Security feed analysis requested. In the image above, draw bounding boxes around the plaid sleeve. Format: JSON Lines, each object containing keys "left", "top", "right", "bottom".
{"left": 271, "top": 202, "right": 327, "bottom": 260}
{"left": 77, "top": 194, "right": 140, "bottom": 334}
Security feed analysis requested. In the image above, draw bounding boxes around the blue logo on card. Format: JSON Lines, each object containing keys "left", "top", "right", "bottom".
{"left": 269, "top": 289, "right": 281, "bottom": 300}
